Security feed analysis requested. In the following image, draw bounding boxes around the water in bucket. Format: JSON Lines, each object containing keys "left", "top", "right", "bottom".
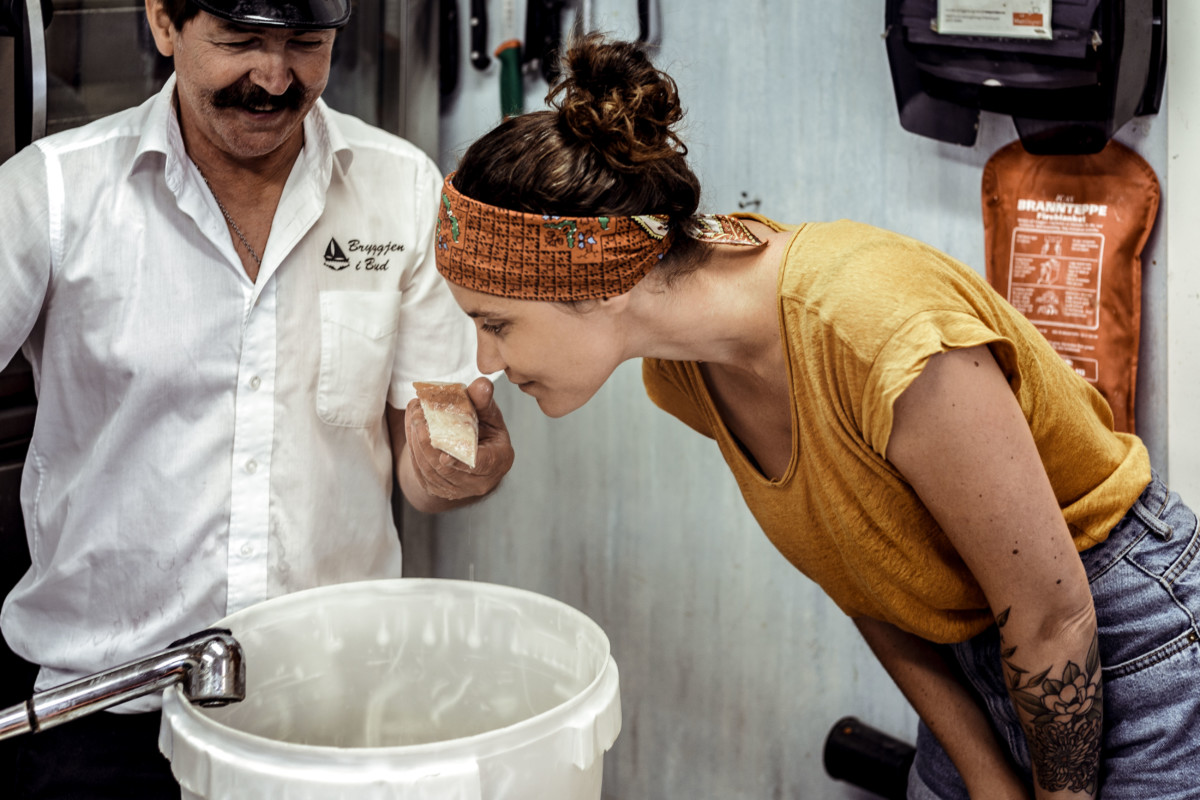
{"left": 160, "top": 579, "right": 621, "bottom": 800}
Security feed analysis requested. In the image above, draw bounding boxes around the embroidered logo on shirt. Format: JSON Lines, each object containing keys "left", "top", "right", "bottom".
{"left": 324, "top": 238, "right": 351, "bottom": 271}
{"left": 323, "top": 238, "right": 405, "bottom": 272}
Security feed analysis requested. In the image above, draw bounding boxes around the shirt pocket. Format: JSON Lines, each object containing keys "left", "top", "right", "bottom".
{"left": 316, "top": 291, "right": 402, "bottom": 428}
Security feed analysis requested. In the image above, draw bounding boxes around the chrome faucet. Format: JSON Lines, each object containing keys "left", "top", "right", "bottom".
{"left": 0, "top": 628, "right": 244, "bottom": 741}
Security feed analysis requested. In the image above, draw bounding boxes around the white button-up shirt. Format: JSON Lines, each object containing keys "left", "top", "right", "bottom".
{"left": 0, "top": 76, "right": 477, "bottom": 710}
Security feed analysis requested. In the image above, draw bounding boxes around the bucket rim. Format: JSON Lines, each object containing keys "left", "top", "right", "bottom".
{"left": 162, "top": 577, "right": 617, "bottom": 763}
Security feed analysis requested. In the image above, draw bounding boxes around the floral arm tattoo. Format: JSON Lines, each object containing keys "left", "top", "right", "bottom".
{"left": 997, "top": 607, "right": 1103, "bottom": 795}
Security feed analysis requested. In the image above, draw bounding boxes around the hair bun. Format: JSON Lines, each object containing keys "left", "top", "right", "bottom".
{"left": 549, "top": 34, "right": 686, "bottom": 171}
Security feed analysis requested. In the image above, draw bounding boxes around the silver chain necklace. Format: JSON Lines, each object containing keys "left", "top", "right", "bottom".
{"left": 197, "top": 169, "right": 263, "bottom": 267}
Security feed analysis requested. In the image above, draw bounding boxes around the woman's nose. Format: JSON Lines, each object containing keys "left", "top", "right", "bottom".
{"left": 475, "top": 331, "right": 506, "bottom": 374}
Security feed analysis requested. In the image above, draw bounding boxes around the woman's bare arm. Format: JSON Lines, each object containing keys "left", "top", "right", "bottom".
{"left": 854, "top": 616, "right": 1032, "bottom": 799}
{"left": 886, "top": 345, "right": 1100, "bottom": 799}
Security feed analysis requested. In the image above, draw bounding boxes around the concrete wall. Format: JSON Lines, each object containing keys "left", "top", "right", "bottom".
{"left": 1166, "top": 4, "right": 1200, "bottom": 496}
{"left": 406, "top": 2, "right": 1186, "bottom": 798}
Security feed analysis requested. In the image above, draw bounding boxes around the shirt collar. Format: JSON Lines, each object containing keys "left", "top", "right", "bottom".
{"left": 130, "top": 73, "right": 177, "bottom": 178}
{"left": 131, "top": 74, "right": 355, "bottom": 184}
{"left": 309, "top": 99, "right": 355, "bottom": 176}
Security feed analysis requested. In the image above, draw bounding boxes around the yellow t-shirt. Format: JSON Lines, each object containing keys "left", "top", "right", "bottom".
{"left": 643, "top": 218, "right": 1150, "bottom": 643}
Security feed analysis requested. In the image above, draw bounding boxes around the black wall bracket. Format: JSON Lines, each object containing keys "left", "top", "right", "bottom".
{"left": 884, "top": 0, "right": 1167, "bottom": 155}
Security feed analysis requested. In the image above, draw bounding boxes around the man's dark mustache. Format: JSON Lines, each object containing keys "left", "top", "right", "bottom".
{"left": 210, "top": 79, "right": 307, "bottom": 112}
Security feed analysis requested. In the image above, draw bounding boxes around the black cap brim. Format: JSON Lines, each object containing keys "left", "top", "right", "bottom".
{"left": 191, "top": 0, "right": 351, "bottom": 30}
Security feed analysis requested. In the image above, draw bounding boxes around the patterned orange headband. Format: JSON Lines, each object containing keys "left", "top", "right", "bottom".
{"left": 434, "top": 173, "right": 764, "bottom": 301}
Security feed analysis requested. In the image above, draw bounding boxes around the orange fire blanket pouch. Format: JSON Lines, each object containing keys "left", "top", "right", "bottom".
{"left": 982, "top": 139, "right": 1160, "bottom": 434}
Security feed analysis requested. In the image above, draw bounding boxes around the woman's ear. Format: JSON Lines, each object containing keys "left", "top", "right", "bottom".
{"left": 598, "top": 290, "right": 632, "bottom": 314}
{"left": 144, "top": 0, "right": 177, "bottom": 58}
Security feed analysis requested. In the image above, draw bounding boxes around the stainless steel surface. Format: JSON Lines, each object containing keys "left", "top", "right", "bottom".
{"left": 394, "top": 0, "right": 439, "bottom": 158}
{"left": 0, "top": 0, "right": 49, "bottom": 153}
{"left": 23, "top": 0, "right": 46, "bottom": 143}
{"left": 310, "top": 0, "right": 439, "bottom": 159}
{"left": 0, "top": 700, "right": 31, "bottom": 740}
{"left": 0, "top": 629, "right": 243, "bottom": 741}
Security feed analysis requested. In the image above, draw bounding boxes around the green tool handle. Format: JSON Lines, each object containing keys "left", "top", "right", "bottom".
{"left": 495, "top": 39, "right": 523, "bottom": 120}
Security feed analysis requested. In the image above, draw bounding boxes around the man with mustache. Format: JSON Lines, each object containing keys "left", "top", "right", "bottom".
{"left": 0, "top": 1, "right": 514, "bottom": 796}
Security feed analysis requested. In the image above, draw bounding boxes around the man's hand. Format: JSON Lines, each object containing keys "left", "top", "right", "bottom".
{"left": 393, "top": 377, "right": 515, "bottom": 512}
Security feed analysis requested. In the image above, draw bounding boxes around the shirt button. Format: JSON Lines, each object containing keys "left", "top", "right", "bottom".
{"left": 249, "top": 376, "right": 262, "bottom": 390}
{"left": 240, "top": 543, "right": 254, "bottom": 557}
{"left": 245, "top": 459, "right": 258, "bottom": 474}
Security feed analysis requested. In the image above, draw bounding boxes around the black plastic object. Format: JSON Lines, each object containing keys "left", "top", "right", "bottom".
{"left": 191, "top": 0, "right": 351, "bottom": 30}
{"left": 439, "top": 0, "right": 460, "bottom": 98}
{"left": 884, "top": 0, "right": 1167, "bottom": 155}
{"left": 468, "top": 0, "right": 490, "bottom": 71}
{"left": 637, "top": 0, "right": 661, "bottom": 46}
{"left": 824, "top": 716, "right": 916, "bottom": 800}
{"left": 523, "top": 0, "right": 567, "bottom": 83}
{"left": 0, "top": 0, "right": 52, "bottom": 36}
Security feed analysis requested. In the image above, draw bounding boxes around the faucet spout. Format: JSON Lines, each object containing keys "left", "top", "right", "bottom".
{"left": 0, "top": 628, "right": 244, "bottom": 742}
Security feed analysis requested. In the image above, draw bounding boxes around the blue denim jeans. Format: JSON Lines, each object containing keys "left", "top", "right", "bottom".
{"left": 908, "top": 473, "right": 1200, "bottom": 799}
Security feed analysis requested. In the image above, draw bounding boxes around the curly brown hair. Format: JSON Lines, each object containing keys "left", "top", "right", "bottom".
{"left": 452, "top": 34, "right": 710, "bottom": 280}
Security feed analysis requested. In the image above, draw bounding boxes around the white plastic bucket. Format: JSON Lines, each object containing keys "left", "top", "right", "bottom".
{"left": 159, "top": 579, "right": 621, "bottom": 800}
